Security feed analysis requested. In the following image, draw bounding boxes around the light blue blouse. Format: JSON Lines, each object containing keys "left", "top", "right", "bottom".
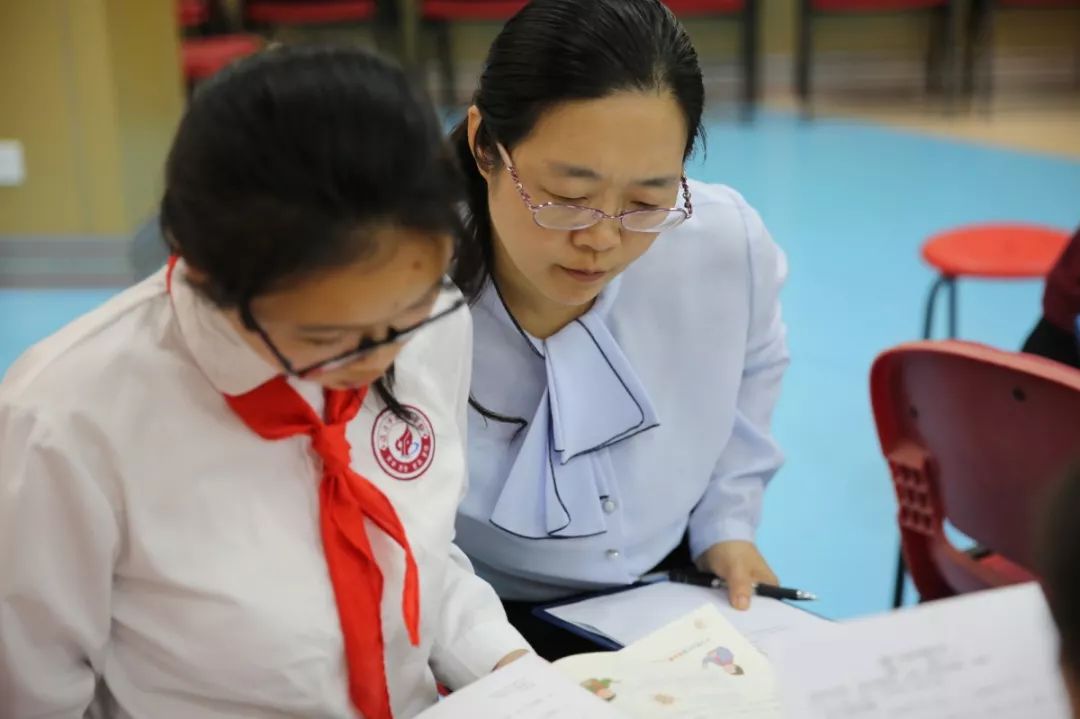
{"left": 456, "top": 181, "right": 789, "bottom": 601}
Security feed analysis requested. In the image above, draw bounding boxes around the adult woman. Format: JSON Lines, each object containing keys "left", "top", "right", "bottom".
{"left": 451, "top": 0, "right": 790, "bottom": 659}
{"left": 0, "top": 47, "right": 526, "bottom": 718}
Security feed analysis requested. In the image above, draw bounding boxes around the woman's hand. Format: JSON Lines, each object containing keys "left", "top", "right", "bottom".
{"left": 492, "top": 648, "right": 531, "bottom": 671}
{"left": 697, "top": 540, "right": 778, "bottom": 611}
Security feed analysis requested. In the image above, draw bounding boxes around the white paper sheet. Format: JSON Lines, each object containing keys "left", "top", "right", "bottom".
{"left": 770, "top": 583, "right": 1072, "bottom": 719}
{"left": 416, "top": 654, "right": 628, "bottom": 718}
{"left": 545, "top": 580, "right": 831, "bottom": 653}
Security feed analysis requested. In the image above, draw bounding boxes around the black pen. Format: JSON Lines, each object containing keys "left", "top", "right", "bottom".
{"left": 666, "top": 568, "right": 817, "bottom": 601}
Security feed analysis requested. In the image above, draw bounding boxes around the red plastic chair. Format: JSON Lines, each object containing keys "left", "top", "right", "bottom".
{"left": 182, "top": 35, "right": 264, "bottom": 83}
{"left": 796, "top": 0, "right": 961, "bottom": 111}
{"left": 885, "top": 224, "right": 1072, "bottom": 607}
{"left": 180, "top": 0, "right": 212, "bottom": 28}
{"left": 920, "top": 223, "right": 1070, "bottom": 340}
{"left": 244, "top": 0, "right": 378, "bottom": 26}
{"left": 871, "top": 340, "right": 1080, "bottom": 603}
{"left": 178, "top": 1, "right": 263, "bottom": 88}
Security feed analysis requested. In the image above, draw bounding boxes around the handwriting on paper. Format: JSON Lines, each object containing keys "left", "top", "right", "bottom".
{"left": 772, "top": 583, "right": 1072, "bottom": 719}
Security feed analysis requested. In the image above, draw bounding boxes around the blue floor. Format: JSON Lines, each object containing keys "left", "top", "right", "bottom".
{"left": 689, "top": 112, "right": 1080, "bottom": 620}
{"left": 2, "top": 111, "right": 1079, "bottom": 621}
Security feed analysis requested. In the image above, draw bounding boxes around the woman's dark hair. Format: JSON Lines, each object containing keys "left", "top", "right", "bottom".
{"left": 161, "top": 46, "right": 462, "bottom": 414}
{"left": 1039, "top": 463, "right": 1080, "bottom": 674}
{"left": 449, "top": 0, "right": 705, "bottom": 300}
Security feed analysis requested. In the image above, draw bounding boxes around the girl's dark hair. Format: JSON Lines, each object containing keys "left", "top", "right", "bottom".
{"left": 1039, "top": 463, "right": 1080, "bottom": 673}
{"left": 163, "top": 46, "right": 460, "bottom": 304}
{"left": 161, "top": 46, "right": 461, "bottom": 413}
{"left": 449, "top": 0, "right": 705, "bottom": 300}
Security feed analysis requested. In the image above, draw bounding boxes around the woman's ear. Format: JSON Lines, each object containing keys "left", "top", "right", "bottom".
{"left": 466, "top": 105, "right": 492, "bottom": 182}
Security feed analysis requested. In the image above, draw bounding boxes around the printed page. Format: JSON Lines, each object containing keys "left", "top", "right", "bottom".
{"left": 552, "top": 605, "right": 783, "bottom": 719}
{"left": 416, "top": 653, "right": 629, "bottom": 718}
{"left": 770, "top": 583, "right": 1072, "bottom": 719}
{"left": 545, "top": 580, "right": 830, "bottom": 653}
{"left": 622, "top": 604, "right": 775, "bottom": 680}
{"left": 555, "top": 654, "right": 782, "bottom": 719}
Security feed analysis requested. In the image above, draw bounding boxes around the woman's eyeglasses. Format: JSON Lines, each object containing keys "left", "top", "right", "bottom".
{"left": 240, "top": 277, "right": 465, "bottom": 378}
{"left": 496, "top": 143, "right": 693, "bottom": 233}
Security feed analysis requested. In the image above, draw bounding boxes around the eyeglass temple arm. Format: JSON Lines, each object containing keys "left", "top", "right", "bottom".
{"left": 680, "top": 176, "right": 693, "bottom": 218}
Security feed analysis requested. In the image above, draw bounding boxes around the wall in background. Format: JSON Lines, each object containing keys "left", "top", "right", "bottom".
{"left": 428, "top": 4, "right": 1079, "bottom": 96}
{"left": 0, "top": 1, "right": 1075, "bottom": 237}
{"left": 0, "top": 1, "right": 184, "bottom": 236}
{"left": 439, "top": 4, "right": 1080, "bottom": 62}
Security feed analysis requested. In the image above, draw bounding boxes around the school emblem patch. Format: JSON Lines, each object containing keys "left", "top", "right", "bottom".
{"left": 371, "top": 406, "right": 435, "bottom": 481}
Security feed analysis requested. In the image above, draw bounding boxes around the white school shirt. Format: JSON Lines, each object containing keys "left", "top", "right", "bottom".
{"left": 457, "top": 182, "right": 789, "bottom": 601}
{"left": 0, "top": 262, "right": 528, "bottom": 718}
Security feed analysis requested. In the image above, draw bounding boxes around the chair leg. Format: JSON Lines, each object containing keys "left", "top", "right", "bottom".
{"left": 206, "top": 0, "right": 233, "bottom": 34}
{"left": 372, "top": 0, "right": 401, "bottom": 58}
{"left": 907, "top": 273, "right": 951, "bottom": 606}
{"left": 741, "top": 0, "right": 760, "bottom": 121}
{"left": 925, "top": 5, "right": 947, "bottom": 96}
{"left": 943, "top": 0, "right": 959, "bottom": 112}
{"left": 967, "top": 1, "right": 984, "bottom": 96}
{"left": 969, "top": 0, "right": 995, "bottom": 107}
{"left": 796, "top": 0, "right": 812, "bottom": 117}
{"left": 892, "top": 546, "right": 907, "bottom": 608}
{"left": 946, "top": 277, "right": 958, "bottom": 338}
{"left": 925, "top": 1, "right": 958, "bottom": 111}
{"left": 1075, "top": 38, "right": 1080, "bottom": 90}
{"left": 428, "top": 19, "right": 456, "bottom": 109}
{"left": 983, "top": 1, "right": 996, "bottom": 105}
{"left": 922, "top": 274, "right": 950, "bottom": 339}
{"left": 1074, "top": 16, "right": 1080, "bottom": 90}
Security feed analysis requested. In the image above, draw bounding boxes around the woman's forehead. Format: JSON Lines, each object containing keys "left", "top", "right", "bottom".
{"left": 516, "top": 93, "right": 687, "bottom": 180}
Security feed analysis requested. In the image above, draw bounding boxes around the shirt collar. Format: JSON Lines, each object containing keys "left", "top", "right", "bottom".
{"left": 169, "top": 259, "right": 281, "bottom": 396}
{"left": 473, "top": 272, "right": 660, "bottom": 539}
{"left": 475, "top": 274, "right": 624, "bottom": 358}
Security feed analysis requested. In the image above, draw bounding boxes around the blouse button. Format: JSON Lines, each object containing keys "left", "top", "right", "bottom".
{"left": 605, "top": 549, "right": 621, "bottom": 560}
{"left": 601, "top": 499, "right": 617, "bottom": 514}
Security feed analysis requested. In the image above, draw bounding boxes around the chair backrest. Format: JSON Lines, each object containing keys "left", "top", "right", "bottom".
{"left": 179, "top": 0, "right": 210, "bottom": 28}
{"left": 244, "top": 0, "right": 377, "bottom": 26}
{"left": 870, "top": 340, "right": 1080, "bottom": 599}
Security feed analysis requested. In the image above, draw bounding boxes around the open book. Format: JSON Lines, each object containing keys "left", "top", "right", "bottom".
{"left": 418, "top": 604, "right": 781, "bottom": 718}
